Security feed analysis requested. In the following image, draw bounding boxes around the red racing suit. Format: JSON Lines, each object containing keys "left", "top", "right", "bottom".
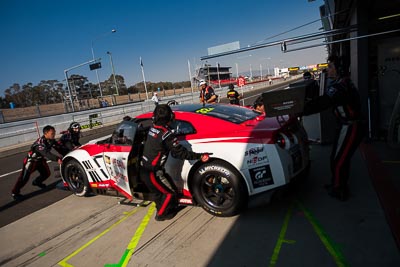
{"left": 12, "top": 136, "right": 62, "bottom": 194}
{"left": 140, "top": 124, "right": 202, "bottom": 217}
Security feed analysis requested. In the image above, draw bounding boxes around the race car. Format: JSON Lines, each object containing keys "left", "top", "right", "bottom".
{"left": 61, "top": 103, "right": 309, "bottom": 217}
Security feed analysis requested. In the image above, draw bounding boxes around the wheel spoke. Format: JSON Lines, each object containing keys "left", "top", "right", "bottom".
{"left": 222, "top": 192, "right": 233, "bottom": 201}
{"left": 216, "top": 195, "right": 225, "bottom": 205}
{"left": 204, "top": 190, "right": 217, "bottom": 198}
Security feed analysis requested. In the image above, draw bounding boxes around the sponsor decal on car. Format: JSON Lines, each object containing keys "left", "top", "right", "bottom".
{"left": 179, "top": 198, "right": 193, "bottom": 204}
{"left": 246, "top": 155, "right": 268, "bottom": 167}
{"left": 105, "top": 155, "right": 128, "bottom": 183}
{"left": 245, "top": 146, "right": 264, "bottom": 157}
{"left": 249, "top": 165, "right": 273, "bottom": 188}
{"left": 198, "top": 165, "right": 230, "bottom": 176}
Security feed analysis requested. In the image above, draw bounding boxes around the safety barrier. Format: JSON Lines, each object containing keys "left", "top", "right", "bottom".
{"left": 0, "top": 78, "right": 290, "bottom": 149}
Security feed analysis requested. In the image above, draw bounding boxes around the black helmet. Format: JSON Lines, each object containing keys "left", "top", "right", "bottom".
{"left": 153, "top": 104, "right": 174, "bottom": 125}
{"left": 303, "top": 72, "right": 312, "bottom": 80}
{"left": 69, "top": 122, "right": 81, "bottom": 132}
{"left": 253, "top": 96, "right": 264, "bottom": 109}
{"left": 228, "top": 84, "right": 234, "bottom": 90}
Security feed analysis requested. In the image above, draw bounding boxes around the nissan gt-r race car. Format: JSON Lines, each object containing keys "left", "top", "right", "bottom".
{"left": 61, "top": 103, "right": 310, "bottom": 217}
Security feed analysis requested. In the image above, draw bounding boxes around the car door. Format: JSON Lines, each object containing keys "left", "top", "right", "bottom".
{"left": 164, "top": 119, "right": 198, "bottom": 190}
{"left": 103, "top": 121, "right": 137, "bottom": 200}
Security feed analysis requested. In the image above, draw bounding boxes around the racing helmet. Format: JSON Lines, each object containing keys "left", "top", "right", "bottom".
{"left": 69, "top": 122, "right": 81, "bottom": 133}
{"left": 303, "top": 71, "right": 312, "bottom": 80}
{"left": 152, "top": 104, "right": 175, "bottom": 125}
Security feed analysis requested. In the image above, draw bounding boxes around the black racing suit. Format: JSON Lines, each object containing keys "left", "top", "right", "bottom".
{"left": 56, "top": 131, "right": 81, "bottom": 156}
{"left": 227, "top": 89, "right": 240, "bottom": 105}
{"left": 140, "top": 124, "right": 202, "bottom": 218}
{"left": 304, "top": 77, "right": 365, "bottom": 192}
{"left": 12, "top": 136, "right": 62, "bottom": 194}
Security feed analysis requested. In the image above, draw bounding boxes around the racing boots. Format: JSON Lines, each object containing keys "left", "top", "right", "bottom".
{"left": 32, "top": 180, "right": 47, "bottom": 189}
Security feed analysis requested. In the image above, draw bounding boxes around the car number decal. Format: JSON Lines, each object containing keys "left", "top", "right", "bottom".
{"left": 195, "top": 107, "right": 214, "bottom": 114}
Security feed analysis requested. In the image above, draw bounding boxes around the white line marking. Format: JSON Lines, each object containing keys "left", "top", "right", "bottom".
{"left": 0, "top": 160, "right": 52, "bottom": 178}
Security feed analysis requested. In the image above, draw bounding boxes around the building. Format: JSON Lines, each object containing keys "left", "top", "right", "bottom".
{"left": 320, "top": 0, "right": 400, "bottom": 145}
{"left": 195, "top": 64, "right": 235, "bottom": 86}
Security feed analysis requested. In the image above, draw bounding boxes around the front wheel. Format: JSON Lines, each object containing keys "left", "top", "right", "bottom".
{"left": 191, "top": 160, "right": 248, "bottom": 217}
{"left": 62, "top": 159, "right": 90, "bottom": 197}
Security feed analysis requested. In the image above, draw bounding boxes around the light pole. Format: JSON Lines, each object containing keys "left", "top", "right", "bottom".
{"left": 236, "top": 54, "right": 252, "bottom": 80}
{"left": 91, "top": 29, "right": 116, "bottom": 97}
{"left": 216, "top": 62, "right": 221, "bottom": 89}
{"left": 235, "top": 63, "right": 239, "bottom": 78}
{"left": 107, "top": 51, "right": 119, "bottom": 95}
{"left": 266, "top": 57, "right": 271, "bottom": 76}
{"left": 64, "top": 58, "right": 99, "bottom": 112}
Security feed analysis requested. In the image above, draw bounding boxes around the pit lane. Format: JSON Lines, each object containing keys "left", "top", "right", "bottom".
{"left": 1, "top": 81, "right": 398, "bottom": 266}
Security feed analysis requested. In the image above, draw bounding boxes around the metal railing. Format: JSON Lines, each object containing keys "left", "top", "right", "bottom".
{"left": 0, "top": 77, "right": 294, "bottom": 149}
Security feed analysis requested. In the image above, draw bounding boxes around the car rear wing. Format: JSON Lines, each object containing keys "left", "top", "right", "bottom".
{"left": 262, "top": 80, "right": 318, "bottom": 118}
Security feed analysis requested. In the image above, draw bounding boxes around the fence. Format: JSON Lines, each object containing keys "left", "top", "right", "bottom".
{"left": 0, "top": 77, "right": 291, "bottom": 149}
{"left": 0, "top": 87, "right": 196, "bottom": 123}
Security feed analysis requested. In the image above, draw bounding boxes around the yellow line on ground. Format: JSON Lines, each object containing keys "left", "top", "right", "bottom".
{"left": 269, "top": 203, "right": 294, "bottom": 267}
{"left": 58, "top": 207, "right": 140, "bottom": 267}
{"left": 121, "top": 203, "right": 156, "bottom": 266}
{"left": 296, "top": 200, "right": 348, "bottom": 267}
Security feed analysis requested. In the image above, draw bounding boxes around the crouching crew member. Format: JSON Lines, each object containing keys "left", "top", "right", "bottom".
{"left": 56, "top": 122, "right": 82, "bottom": 156}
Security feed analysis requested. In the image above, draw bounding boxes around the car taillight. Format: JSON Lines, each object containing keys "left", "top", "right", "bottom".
{"left": 275, "top": 133, "right": 288, "bottom": 149}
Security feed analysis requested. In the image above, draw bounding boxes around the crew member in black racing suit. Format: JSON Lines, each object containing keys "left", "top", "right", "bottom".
{"left": 56, "top": 122, "right": 82, "bottom": 156}
{"left": 140, "top": 104, "right": 210, "bottom": 221}
{"left": 11, "top": 125, "right": 63, "bottom": 201}
{"left": 226, "top": 84, "right": 241, "bottom": 105}
{"left": 303, "top": 55, "right": 365, "bottom": 201}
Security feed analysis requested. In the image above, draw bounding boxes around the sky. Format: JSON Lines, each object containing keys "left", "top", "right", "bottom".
{"left": 0, "top": 0, "right": 328, "bottom": 96}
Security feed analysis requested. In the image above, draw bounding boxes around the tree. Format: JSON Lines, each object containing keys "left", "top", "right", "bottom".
{"left": 0, "top": 96, "right": 8, "bottom": 108}
{"left": 0, "top": 73, "right": 192, "bottom": 107}
{"left": 67, "top": 74, "right": 90, "bottom": 99}
{"left": 21, "top": 83, "right": 34, "bottom": 107}
{"left": 38, "top": 80, "right": 65, "bottom": 104}
{"left": 4, "top": 83, "right": 23, "bottom": 107}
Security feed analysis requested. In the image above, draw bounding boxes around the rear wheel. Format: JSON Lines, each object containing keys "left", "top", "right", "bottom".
{"left": 63, "top": 159, "right": 90, "bottom": 197}
{"left": 192, "top": 160, "right": 248, "bottom": 217}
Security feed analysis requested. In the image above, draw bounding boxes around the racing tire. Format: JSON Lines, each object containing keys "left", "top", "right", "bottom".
{"left": 63, "top": 159, "right": 90, "bottom": 197}
{"left": 192, "top": 160, "right": 248, "bottom": 217}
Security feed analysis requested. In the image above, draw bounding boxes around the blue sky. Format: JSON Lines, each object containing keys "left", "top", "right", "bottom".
{"left": 0, "top": 0, "right": 327, "bottom": 96}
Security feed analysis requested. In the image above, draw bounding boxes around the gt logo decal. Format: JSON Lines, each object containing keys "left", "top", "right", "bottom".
{"left": 255, "top": 170, "right": 267, "bottom": 180}
{"left": 249, "top": 165, "right": 273, "bottom": 188}
{"left": 195, "top": 107, "right": 214, "bottom": 114}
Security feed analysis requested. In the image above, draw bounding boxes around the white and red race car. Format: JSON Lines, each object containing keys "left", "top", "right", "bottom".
{"left": 61, "top": 103, "right": 309, "bottom": 217}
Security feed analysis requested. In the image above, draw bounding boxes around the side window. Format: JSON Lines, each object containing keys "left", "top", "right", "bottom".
{"left": 111, "top": 123, "right": 135, "bottom": 145}
{"left": 170, "top": 120, "right": 196, "bottom": 135}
